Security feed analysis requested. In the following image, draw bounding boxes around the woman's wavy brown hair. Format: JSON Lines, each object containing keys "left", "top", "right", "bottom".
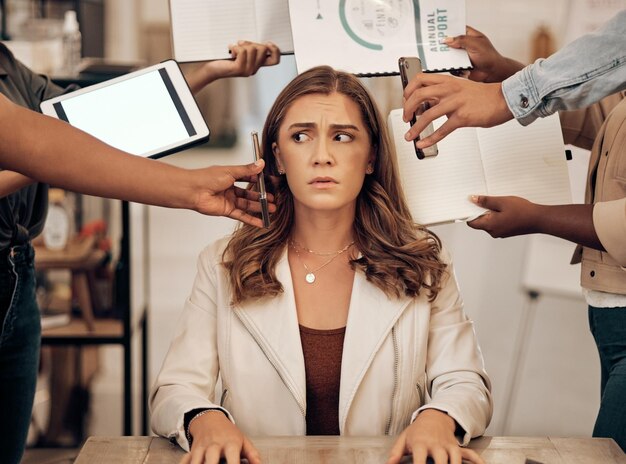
{"left": 223, "top": 66, "right": 446, "bottom": 304}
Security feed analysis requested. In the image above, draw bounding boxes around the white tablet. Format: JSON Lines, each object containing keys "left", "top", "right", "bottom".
{"left": 40, "top": 60, "right": 210, "bottom": 159}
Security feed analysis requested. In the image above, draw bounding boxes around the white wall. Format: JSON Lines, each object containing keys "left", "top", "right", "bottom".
{"left": 90, "top": 0, "right": 618, "bottom": 439}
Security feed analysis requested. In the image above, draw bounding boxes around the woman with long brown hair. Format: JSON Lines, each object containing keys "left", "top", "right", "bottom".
{"left": 151, "top": 66, "right": 492, "bottom": 464}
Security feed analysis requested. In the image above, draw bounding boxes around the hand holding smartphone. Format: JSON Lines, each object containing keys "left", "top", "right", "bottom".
{"left": 398, "top": 57, "right": 438, "bottom": 159}
{"left": 251, "top": 131, "right": 271, "bottom": 228}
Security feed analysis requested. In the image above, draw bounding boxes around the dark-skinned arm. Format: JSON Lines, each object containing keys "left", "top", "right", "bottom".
{"left": 0, "top": 170, "right": 35, "bottom": 197}
{"left": 467, "top": 195, "right": 604, "bottom": 251}
{"left": 184, "top": 40, "right": 280, "bottom": 94}
{"left": 444, "top": 26, "right": 525, "bottom": 83}
{"left": 0, "top": 93, "right": 274, "bottom": 228}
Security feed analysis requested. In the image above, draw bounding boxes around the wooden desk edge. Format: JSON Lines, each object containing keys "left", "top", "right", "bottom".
{"left": 74, "top": 436, "right": 626, "bottom": 464}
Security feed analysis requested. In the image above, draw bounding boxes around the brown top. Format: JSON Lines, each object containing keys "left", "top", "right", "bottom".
{"left": 299, "top": 324, "right": 346, "bottom": 435}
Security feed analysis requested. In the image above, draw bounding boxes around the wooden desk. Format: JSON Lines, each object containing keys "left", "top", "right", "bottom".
{"left": 74, "top": 435, "right": 626, "bottom": 464}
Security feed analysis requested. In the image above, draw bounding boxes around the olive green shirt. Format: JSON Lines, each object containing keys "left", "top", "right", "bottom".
{"left": 0, "top": 42, "right": 72, "bottom": 250}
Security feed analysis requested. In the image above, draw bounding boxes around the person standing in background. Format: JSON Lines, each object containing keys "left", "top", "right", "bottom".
{"left": 402, "top": 12, "right": 626, "bottom": 450}
{"left": 0, "top": 40, "right": 280, "bottom": 464}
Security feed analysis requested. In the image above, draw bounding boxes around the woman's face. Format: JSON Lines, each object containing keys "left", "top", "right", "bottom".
{"left": 273, "top": 92, "right": 374, "bottom": 214}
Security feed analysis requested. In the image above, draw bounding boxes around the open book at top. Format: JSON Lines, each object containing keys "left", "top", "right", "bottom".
{"left": 169, "top": 0, "right": 294, "bottom": 62}
{"left": 388, "top": 110, "right": 572, "bottom": 226}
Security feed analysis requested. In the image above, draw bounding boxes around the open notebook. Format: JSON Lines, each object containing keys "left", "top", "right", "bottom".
{"left": 387, "top": 110, "right": 572, "bottom": 226}
{"left": 169, "top": 0, "right": 293, "bottom": 62}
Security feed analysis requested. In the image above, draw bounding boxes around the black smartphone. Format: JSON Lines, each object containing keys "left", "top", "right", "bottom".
{"left": 398, "top": 57, "right": 438, "bottom": 159}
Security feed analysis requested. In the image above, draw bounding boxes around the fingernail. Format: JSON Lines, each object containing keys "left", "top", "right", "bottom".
{"left": 254, "top": 159, "right": 263, "bottom": 166}
{"left": 237, "top": 40, "right": 245, "bottom": 45}
{"left": 404, "top": 131, "right": 412, "bottom": 141}
{"left": 469, "top": 195, "right": 478, "bottom": 203}
{"left": 443, "top": 36, "right": 454, "bottom": 44}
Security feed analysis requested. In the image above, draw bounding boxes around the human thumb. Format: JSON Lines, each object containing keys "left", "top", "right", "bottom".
{"left": 228, "top": 159, "right": 265, "bottom": 180}
{"left": 470, "top": 194, "right": 500, "bottom": 211}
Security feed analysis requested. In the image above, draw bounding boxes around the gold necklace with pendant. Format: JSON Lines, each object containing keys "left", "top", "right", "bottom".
{"left": 290, "top": 240, "right": 354, "bottom": 284}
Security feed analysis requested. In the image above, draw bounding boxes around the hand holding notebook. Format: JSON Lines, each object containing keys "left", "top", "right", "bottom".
{"left": 388, "top": 110, "right": 571, "bottom": 226}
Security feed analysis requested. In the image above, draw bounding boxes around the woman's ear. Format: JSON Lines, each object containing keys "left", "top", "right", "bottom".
{"left": 272, "top": 142, "right": 286, "bottom": 174}
{"left": 367, "top": 147, "right": 376, "bottom": 174}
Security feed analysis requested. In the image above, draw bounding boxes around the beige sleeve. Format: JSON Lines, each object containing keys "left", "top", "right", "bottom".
{"left": 593, "top": 199, "right": 626, "bottom": 267}
{"left": 412, "top": 252, "right": 493, "bottom": 445}
{"left": 559, "top": 93, "right": 623, "bottom": 150}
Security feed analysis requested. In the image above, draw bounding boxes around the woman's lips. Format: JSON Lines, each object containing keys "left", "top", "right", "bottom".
{"left": 309, "top": 177, "right": 338, "bottom": 189}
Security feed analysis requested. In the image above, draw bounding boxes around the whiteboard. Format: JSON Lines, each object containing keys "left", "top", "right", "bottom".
{"left": 521, "top": 146, "right": 590, "bottom": 299}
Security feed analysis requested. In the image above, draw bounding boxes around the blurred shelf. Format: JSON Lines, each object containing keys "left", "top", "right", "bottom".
{"left": 41, "top": 318, "right": 123, "bottom": 345}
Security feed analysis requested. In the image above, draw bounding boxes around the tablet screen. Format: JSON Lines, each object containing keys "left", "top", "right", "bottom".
{"left": 51, "top": 68, "right": 197, "bottom": 157}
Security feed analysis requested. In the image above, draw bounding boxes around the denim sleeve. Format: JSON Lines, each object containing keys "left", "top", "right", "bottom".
{"left": 501, "top": 10, "right": 626, "bottom": 126}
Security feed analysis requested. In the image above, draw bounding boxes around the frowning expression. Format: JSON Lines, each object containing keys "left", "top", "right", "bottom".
{"left": 273, "top": 92, "right": 374, "bottom": 214}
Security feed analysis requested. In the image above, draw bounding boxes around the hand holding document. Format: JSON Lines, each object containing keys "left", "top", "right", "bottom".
{"left": 289, "top": 0, "right": 472, "bottom": 75}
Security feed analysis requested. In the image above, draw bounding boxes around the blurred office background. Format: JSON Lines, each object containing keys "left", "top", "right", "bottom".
{"left": 1, "top": 0, "right": 624, "bottom": 461}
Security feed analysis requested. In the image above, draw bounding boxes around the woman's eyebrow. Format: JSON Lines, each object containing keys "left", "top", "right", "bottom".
{"left": 286, "top": 122, "right": 361, "bottom": 131}
{"left": 330, "top": 124, "right": 360, "bottom": 131}
{"left": 287, "top": 122, "right": 316, "bottom": 130}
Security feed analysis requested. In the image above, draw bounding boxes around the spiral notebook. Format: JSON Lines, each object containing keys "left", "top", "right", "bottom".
{"left": 289, "top": 0, "right": 471, "bottom": 76}
{"left": 388, "top": 110, "right": 572, "bottom": 226}
{"left": 169, "top": 0, "right": 294, "bottom": 62}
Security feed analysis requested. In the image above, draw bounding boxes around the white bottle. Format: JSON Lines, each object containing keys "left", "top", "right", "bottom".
{"left": 43, "top": 189, "right": 73, "bottom": 251}
{"left": 62, "top": 10, "right": 82, "bottom": 76}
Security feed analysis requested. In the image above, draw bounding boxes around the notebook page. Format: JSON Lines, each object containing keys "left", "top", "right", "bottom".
{"left": 478, "top": 115, "right": 572, "bottom": 204}
{"left": 255, "top": 0, "right": 294, "bottom": 52}
{"left": 388, "top": 109, "right": 487, "bottom": 226}
{"left": 170, "top": 0, "right": 256, "bottom": 62}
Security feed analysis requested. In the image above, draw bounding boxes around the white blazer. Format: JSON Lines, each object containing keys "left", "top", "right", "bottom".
{"left": 150, "top": 238, "right": 492, "bottom": 451}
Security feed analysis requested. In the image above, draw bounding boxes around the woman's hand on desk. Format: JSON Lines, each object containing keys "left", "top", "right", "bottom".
{"left": 182, "top": 411, "right": 261, "bottom": 464}
{"left": 186, "top": 41, "right": 281, "bottom": 94}
{"left": 387, "top": 409, "right": 484, "bottom": 464}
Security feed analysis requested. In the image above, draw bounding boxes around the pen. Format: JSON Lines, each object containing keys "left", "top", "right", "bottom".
{"left": 251, "top": 131, "right": 271, "bottom": 228}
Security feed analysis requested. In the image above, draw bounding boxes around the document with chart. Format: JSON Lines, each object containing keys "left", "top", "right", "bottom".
{"left": 289, "top": 0, "right": 471, "bottom": 75}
